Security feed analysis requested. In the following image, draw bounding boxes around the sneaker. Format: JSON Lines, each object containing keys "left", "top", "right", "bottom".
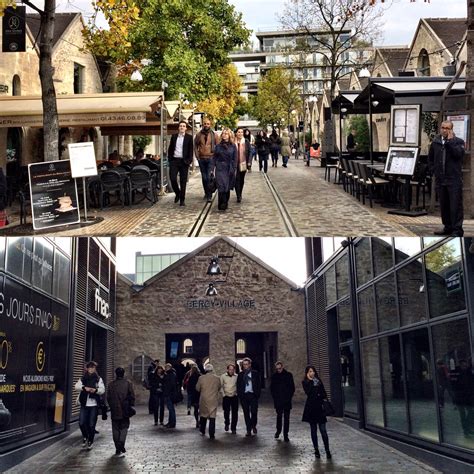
{"left": 115, "top": 450, "right": 125, "bottom": 457}
{"left": 82, "top": 438, "right": 87, "bottom": 447}
{"left": 87, "top": 441, "right": 93, "bottom": 450}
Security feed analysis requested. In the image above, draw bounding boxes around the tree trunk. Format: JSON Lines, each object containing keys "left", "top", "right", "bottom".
{"left": 467, "top": 0, "right": 473, "bottom": 217}
{"left": 39, "top": 0, "right": 59, "bottom": 161}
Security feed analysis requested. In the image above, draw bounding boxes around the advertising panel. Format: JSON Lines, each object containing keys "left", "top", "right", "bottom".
{"left": 28, "top": 161, "right": 80, "bottom": 230}
{"left": 2, "top": 6, "right": 26, "bottom": 53}
{"left": 384, "top": 146, "right": 420, "bottom": 176}
{"left": 0, "top": 275, "right": 69, "bottom": 453}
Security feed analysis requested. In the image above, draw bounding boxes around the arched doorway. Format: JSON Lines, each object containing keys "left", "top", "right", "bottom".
{"left": 12, "top": 75, "right": 21, "bottom": 96}
{"left": 418, "top": 49, "right": 430, "bottom": 76}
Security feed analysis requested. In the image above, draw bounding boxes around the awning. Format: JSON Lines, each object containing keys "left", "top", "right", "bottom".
{"left": 0, "top": 91, "right": 163, "bottom": 129}
{"left": 331, "top": 90, "right": 368, "bottom": 114}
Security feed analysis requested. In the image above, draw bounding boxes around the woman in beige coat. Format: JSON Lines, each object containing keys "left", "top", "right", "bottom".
{"left": 196, "top": 364, "right": 222, "bottom": 439}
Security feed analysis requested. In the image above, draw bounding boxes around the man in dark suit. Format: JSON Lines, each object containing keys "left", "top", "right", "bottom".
{"left": 429, "top": 121, "right": 466, "bottom": 236}
{"left": 237, "top": 357, "right": 261, "bottom": 437}
{"left": 168, "top": 121, "right": 194, "bottom": 206}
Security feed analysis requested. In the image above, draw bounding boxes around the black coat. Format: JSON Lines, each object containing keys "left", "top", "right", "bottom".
{"left": 163, "top": 369, "right": 178, "bottom": 398}
{"left": 428, "top": 135, "right": 465, "bottom": 186}
{"left": 211, "top": 142, "right": 237, "bottom": 192}
{"left": 255, "top": 135, "right": 270, "bottom": 155}
{"left": 270, "top": 369, "right": 295, "bottom": 410}
{"left": 269, "top": 134, "right": 281, "bottom": 151}
{"left": 187, "top": 372, "right": 201, "bottom": 406}
{"left": 237, "top": 369, "right": 261, "bottom": 399}
{"left": 302, "top": 378, "right": 327, "bottom": 424}
{"left": 168, "top": 133, "right": 194, "bottom": 165}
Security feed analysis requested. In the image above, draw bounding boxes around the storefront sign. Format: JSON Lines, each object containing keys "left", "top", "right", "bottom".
{"left": 2, "top": 6, "right": 26, "bottom": 53}
{"left": 94, "top": 289, "right": 110, "bottom": 318}
{"left": 384, "top": 146, "right": 419, "bottom": 176}
{"left": 185, "top": 299, "right": 256, "bottom": 310}
{"left": 28, "top": 160, "right": 80, "bottom": 230}
{"left": 447, "top": 115, "right": 470, "bottom": 151}
{"left": 0, "top": 275, "right": 68, "bottom": 452}
{"left": 0, "top": 85, "right": 9, "bottom": 94}
{"left": 68, "top": 143, "right": 98, "bottom": 178}
{"left": 390, "top": 105, "right": 421, "bottom": 147}
{"left": 0, "top": 112, "right": 147, "bottom": 128}
{"left": 445, "top": 269, "right": 461, "bottom": 294}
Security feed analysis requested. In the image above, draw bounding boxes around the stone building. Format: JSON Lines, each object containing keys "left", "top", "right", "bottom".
{"left": 115, "top": 237, "right": 306, "bottom": 403}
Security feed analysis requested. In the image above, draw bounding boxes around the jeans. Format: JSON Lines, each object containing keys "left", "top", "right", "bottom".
{"left": 223, "top": 396, "right": 239, "bottom": 431}
{"left": 240, "top": 393, "right": 258, "bottom": 433}
{"left": 276, "top": 407, "right": 291, "bottom": 436}
{"left": 282, "top": 156, "right": 289, "bottom": 166}
{"left": 198, "top": 158, "right": 213, "bottom": 198}
{"left": 258, "top": 152, "right": 269, "bottom": 173}
{"left": 310, "top": 422, "right": 329, "bottom": 451}
{"left": 271, "top": 149, "right": 279, "bottom": 165}
{"left": 169, "top": 158, "right": 189, "bottom": 203}
{"left": 79, "top": 405, "right": 98, "bottom": 443}
{"left": 112, "top": 418, "right": 130, "bottom": 452}
{"left": 165, "top": 397, "right": 176, "bottom": 426}
{"left": 152, "top": 392, "right": 165, "bottom": 424}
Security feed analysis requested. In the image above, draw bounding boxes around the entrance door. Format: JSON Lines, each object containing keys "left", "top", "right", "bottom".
{"left": 85, "top": 321, "right": 108, "bottom": 377}
{"left": 165, "top": 333, "right": 210, "bottom": 370}
{"left": 235, "top": 332, "right": 278, "bottom": 389}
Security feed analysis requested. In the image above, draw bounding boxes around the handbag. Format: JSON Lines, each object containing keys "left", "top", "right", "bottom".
{"left": 208, "top": 174, "right": 217, "bottom": 194}
{"left": 239, "top": 161, "right": 247, "bottom": 172}
{"left": 322, "top": 400, "right": 335, "bottom": 417}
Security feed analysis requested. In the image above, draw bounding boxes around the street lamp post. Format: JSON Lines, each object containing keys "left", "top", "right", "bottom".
{"left": 160, "top": 80, "right": 168, "bottom": 196}
{"left": 358, "top": 67, "right": 373, "bottom": 164}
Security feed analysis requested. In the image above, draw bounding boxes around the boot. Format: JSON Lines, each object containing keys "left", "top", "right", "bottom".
{"left": 324, "top": 441, "right": 331, "bottom": 459}
{"left": 314, "top": 448, "right": 321, "bottom": 458}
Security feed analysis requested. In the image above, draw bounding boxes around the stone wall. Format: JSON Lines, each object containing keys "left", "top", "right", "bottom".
{"left": 115, "top": 239, "right": 307, "bottom": 404}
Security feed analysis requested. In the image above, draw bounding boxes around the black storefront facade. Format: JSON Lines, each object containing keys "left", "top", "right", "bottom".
{"left": 305, "top": 237, "right": 474, "bottom": 466}
{"left": 0, "top": 237, "right": 116, "bottom": 470}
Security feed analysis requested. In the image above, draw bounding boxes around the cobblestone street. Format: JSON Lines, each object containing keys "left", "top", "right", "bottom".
{"left": 7, "top": 403, "right": 440, "bottom": 473}
{"left": 4, "top": 159, "right": 474, "bottom": 237}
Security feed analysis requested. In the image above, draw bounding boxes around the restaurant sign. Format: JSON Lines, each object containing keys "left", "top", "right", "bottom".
{"left": 0, "top": 112, "right": 147, "bottom": 128}
{"left": 28, "top": 160, "right": 80, "bottom": 230}
{"left": 2, "top": 6, "right": 26, "bottom": 53}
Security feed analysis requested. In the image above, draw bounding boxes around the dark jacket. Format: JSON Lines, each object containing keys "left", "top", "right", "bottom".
{"left": 163, "top": 368, "right": 178, "bottom": 398}
{"left": 211, "top": 142, "right": 237, "bottom": 192}
{"left": 237, "top": 369, "right": 261, "bottom": 399}
{"left": 302, "top": 378, "right": 327, "bottom": 424}
{"left": 255, "top": 135, "right": 271, "bottom": 155}
{"left": 428, "top": 135, "right": 465, "bottom": 186}
{"left": 187, "top": 372, "right": 201, "bottom": 406}
{"left": 148, "top": 371, "right": 165, "bottom": 394}
{"left": 168, "top": 133, "right": 194, "bottom": 165}
{"left": 0, "top": 168, "right": 7, "bottom": 211}
{"left": 269, "top": 133, "right": 281, "bottom": 151}
{"left": 270, "top": 369, "right": 295, "bottom": 410}
{"left": 107, "top": 378, "right": 135, "bottom": 421}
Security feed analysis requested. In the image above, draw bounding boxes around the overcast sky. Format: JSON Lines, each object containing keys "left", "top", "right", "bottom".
{"left": 58, "top": 0, "right": 467, "bottom": 47}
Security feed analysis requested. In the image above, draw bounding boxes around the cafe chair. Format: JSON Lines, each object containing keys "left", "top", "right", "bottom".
{"left": 359, "top": 163, "right": 390, "bottom": 208}
{"left": 347, "top": 159, "right": 361, "bottom": 199}
{"left": 324, "top": 156, "right": 339, "bottom": 183}
{"left": 99, "top": 170, "right": 127, "bottom": 209}
{"left": 339, "top": 158, "right": 352, "bottom": 193}
{"left": 129, "top": 165, "right": 157, "bottom": 205}
{"left": 19, "top": 183, "right": 31, "bottom": 225}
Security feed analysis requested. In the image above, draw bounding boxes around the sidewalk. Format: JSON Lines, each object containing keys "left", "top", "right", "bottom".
{"left": 6, "top": 403, "right": 439, "bottom": 473}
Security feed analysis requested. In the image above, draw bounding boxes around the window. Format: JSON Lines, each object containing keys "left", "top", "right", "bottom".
{"left": 358, "top": 286, "right": 376, "bottom": 337}
{"left": 236, "top": 338, "right": 246, "bottom": 354}
{"left": 53, "top": 250, "right": 70, "bottom": 303}
{"left": 425, "top": 239, "right": 465, "bottom": 318}
{"left": 335, "top": 255, "right": 349, "bottom": 300}
{"left": 397, "top": 259, "right": 427, "bottom": 327}
{"left": 12, "top": 75, "right": 21, "bottom": 96}
{"left": 341, "top": 344, "right": 357, "bottom": 414}
{"left": 32, "top": 238, "right": 54, "bottom": 294}
{"left": 183, "top": 338, "right": 193, "bottom": 354}
{"left": 375, "top": 274, "right": 398, "bottom": 332}
{"left": 131, "top": 354, "right": 153, "bottom": 383}
{"left": 361, "top": 339, "right": 384, "bottom": 426}
{"left": 6, "top": 237, "right": 33, "bottom": 283}
{"left": 394, "top": 237, "right": 421, "bottom": 264}
{"left": 338, "top": 300, "right": 352, "bottom": 343}
{"left": 418, "top": 49, "right": 430, "bottom": 76}
{"left": 73, "top": 63, "right": 84, "bottom": 94}
{"left": 372, "top": 238, "right": 393, "bottom": 276}
{"left": 355, "top": 239, "right": 372, "bottom": 287}
{"left": 325, "top": 266, "right": 337, "bottom": 306}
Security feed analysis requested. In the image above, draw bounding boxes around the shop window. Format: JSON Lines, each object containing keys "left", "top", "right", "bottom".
{"left": 432, "top": 319, "right": 473, "bottom": 450}
{"left": 372, "top": 238, "right": 393, "bottom": 277}
{"left": 397, "top": 258, "right": 427, "bottom": 327}
{"left": 394, "top": 237, "right": 421, "bottom": 265}
{"left": 361, "top": 339, "right": 384, "bottom": 426}
{"left": 335, "top": 254, "right": 349, "bottom": 300}
{"left": 375, "top": 274, "right": 398, "bottom": 332}
{"left": 337, "top": 299, "right": 352, "bottom": 343}
{"left": 355, "top": 239, "right": 372, "bottom": 287}
{"left": 6, "top": 237, "right": 33, "bottom": 283}
{"left": 53, "top": 250, "right": 70, "bottom": 303}
{"left": 144, "top": 256, "right": 152, "bottom": 272}
{"left": 32, "top": 238, "right": 53, "bottom": 295}
{"left": 236, "top": 338, "right": 246, "bottom": 355}
{"left": 136, "top": 257, "right": 143, "bottom": 273}
{"left": 0, "top": 237, "right": 5, "bottom": 270}
{"left": 340, "top": 344, "right": 357, "bottom": 414}
{"left": 380, "top": 335, "right": 407, "bottom": 432}
{"left": 358, "top": 286, "right": 376, "bottom": 337}
{"left": 325, "top": 265, "right": 337, "bottom": 306}
{"left": 403, "top": 328, "right": 438, "bottom": 442}
{"left": 425, "top": 239, "right": 465, "bottom": 318}
{"left": 183, "top": 338, "right": 193, "bottom": 354}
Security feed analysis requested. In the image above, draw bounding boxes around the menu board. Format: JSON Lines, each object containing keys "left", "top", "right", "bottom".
{"left": 391, "top": 105, "right": 421, "bottom": 147}
{"left": 68, "top": 142, "right": 98, "bottom": 178}
{"left": 28, "top": 160, "right": 80, "bottom": 230}
{"left": 384, "top": 146, "right": 419, "bottom": 176}
{"left": 447, "top": 115, "right": 470, "bottom": 151}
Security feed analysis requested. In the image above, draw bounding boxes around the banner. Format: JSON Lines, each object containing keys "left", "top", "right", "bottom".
{"left": 28, "top": 161, "right": 80, "bottom": 230}
{"left": 2, "top": 6, "right": 26, "bottom": 53}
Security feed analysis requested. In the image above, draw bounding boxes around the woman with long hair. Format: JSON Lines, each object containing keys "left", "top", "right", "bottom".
{"left": 255, "top": 129, "right": 271, "bottom": 173}
{"left": 234, "top": 127, "right": 251, "bottom": 203}
{"left": 269, "top": 129, "right": 281, "bottom": 167}
{"left": 243, "top": 128, "right": 256, "bottom": 163}
{"left": 149, "top": 365, "right": 166, "bottom": 426}
{"left": 302, "top": 366, "right": 331, "bottom": 459}
{"left": 211, "top": 128, "right": 237, "bottom": 211}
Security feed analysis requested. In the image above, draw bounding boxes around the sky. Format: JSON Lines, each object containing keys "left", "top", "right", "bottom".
{"left": 116, "top": 237, "right": 309, "bottom": 286}
{"left": 58, "top": 0, "right": 468, "bottom": 48}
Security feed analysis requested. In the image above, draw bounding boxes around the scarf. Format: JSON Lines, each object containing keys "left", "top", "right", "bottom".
{"left": 237, "top": 138, "right": 246, "bottom": 165}
{"left": 82, "top": 372, "right": 99, "bottom": 389}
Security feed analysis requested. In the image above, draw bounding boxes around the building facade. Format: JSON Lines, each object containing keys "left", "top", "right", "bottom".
{"left": 0, "top": 237, "right": 116, "bottom": 470}
{"left": 115, "top": 237, "right": 306, "bottom": 403}
{"left": 305, "top": 237, "right": 474, "bottom": 464}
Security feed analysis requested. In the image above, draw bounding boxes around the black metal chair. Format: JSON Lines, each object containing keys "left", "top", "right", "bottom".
{"left": 99, "top": 170, "right": 127, "bottom": 209}
{"left": 129, "top": 165, "right": 157, "bottom": 205}
{"left": 360, "top": 163, "right": 390, "bottom": 208}
{"left": 18, "top": 183, "right": 31, "bottom": 225}
{"left": 324, "top": 156, "right": 339, "bottom": 183}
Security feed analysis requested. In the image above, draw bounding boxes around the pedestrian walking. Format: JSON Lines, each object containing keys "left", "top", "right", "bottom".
{"left": 211, "top": 128, "right": 237, "bottom": 211}
{"left": 168, "top": 120, "right": 194, "bottom": 206}
{"left": 237, "top": 357, "right": 261, "bottom": 437}
{"left": 186, "top": 365, "right": 202, "bottom": 429}
{"left": 280, "top": 131, "right": 291, "bottom": 168}
{"left": 196, "top": 363, "right": 222, "bottom": 439}
{"left": 255, "top": 130, "right": 270, "bottom": 173}
{"left": 148, "top": 365, "right": 166, "bottom": 426}
{"left": 107, "top": 367, "right": 135, "bottom": 457}
{"left": 302, "top": 366, "right": 332, "bottom": 459}
{"left": 163, "top": 363, "right": 179, "bottom": 428}
{"left": 346, "top": 129, "right": 356, "bottom": 153}
{"left": 244, "top": 128, "right": 256, "bottom": 164}
{"left": 146, "top": 359, "right": 160, "bottom": 414}
{"left": 195, "top": 116, "right": 219, "bottom": 202}
{"left": 74, "top": 361, "right": 105, "bottom": 450}
{"left": 270, "top": 361, "right": 295, "bottom": 442}
{"left": 234, "top": 127, "right": 251, "bottom": 203}
{"left": 429, "top": 120, "right": 466, "bottom": 236}
{"left": 220, "top": 364, "right": 239, "bottom": 434}
{"left": 269, "top": 129, "right": 281, "bottom": 167}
